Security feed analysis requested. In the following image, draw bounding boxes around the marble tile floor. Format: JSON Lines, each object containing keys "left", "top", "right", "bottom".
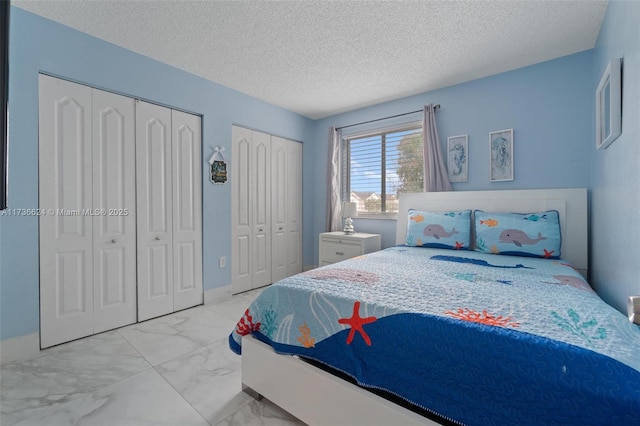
{"left": 0, "top": 287, "right": 306, "bottom": 426}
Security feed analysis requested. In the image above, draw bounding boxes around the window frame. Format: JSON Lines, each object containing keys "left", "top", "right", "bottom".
{"left": 341, "top": 121, "right": 423, "bottom": 219}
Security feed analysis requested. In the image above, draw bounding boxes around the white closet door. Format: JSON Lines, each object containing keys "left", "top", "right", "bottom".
{"left": 136, "top": 101, "right": 174, "bottom": 321}
{"left": 271, "top": 136, "right": 288, "bottom": 283}
{"left": 39, "top": 75, "right": 95, "bottom": 348}
{"left": 286, "top": 140, "right": 303, "bottom": 276}
{"left": 171, "top": 110, "right": 203, "bottom": 311}
{"left": 231, "top": 126, "right": 253, "bottom": 293}
{"left": 252, "top": 131, "right": 271, "bottom": 288}
{"left": 92, "top": 89, "right": 137, "bottom": 333}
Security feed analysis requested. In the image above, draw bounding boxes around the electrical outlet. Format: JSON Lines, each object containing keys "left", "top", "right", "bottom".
{"left": 219, "top": 256, "right": 226, "bottom": 269}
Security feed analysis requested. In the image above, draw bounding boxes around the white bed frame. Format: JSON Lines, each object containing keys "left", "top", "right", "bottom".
{"left": 242, "top": 188, "right": 588, "bottom": 425}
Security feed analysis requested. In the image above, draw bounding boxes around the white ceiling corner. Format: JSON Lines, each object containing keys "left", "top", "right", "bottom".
{"left": 13, "top": 0, "right": 608, "bottom": 119}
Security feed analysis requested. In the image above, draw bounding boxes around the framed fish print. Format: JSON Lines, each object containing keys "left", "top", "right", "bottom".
{"left": 596, "top": 58, "right": 622, "bottom": 150}
{"left": 489, "top": 129, "right": 514, "bottom": 182}
{"left": 447, "top": 135, "right": 468, "bottom": 183}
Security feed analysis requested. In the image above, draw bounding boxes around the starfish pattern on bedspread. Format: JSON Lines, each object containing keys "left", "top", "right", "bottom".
{"left": 338, "top": 301, "right": 377, "bottom": 345}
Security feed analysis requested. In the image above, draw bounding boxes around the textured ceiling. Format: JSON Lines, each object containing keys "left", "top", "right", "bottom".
{"left": 14, "top": 0, "right": 608, "bottom": 119}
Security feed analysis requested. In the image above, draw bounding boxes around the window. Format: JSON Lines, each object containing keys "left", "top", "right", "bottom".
{"left": 342, "top": 123, "right": 423, "bottom": 217}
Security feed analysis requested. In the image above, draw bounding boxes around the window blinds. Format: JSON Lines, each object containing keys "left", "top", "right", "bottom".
{"left": 344, "top": 126, "right": 423, "bottom": 214}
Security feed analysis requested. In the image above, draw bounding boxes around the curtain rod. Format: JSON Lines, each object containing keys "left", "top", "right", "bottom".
{"left": 335, "top": 104, "right": 440, "bottom": 131}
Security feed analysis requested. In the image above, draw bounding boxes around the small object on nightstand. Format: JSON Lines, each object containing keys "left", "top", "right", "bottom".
{"left": 628, "top": 296, "right": 640, "bottom": 325}
{"left": 342, "top": 201, "right": 358, "bottom": 235}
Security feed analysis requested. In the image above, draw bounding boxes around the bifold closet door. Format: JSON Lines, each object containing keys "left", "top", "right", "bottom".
{"left": 39, "top": 75, "right": 95, "bottom": 348}
{"left": 40, "top": 76, "right": 202, "bottom": 345}
{"left": 39, "top": 75, "right": 136, "bottom": 348}
{"left": 231, "top": 126, "right": 271, "bottom": 294}
{"left": 136, "top": 101, "right": 203, "bottom": 320}
{"left": 271, "top": 137, "right": 288, "bottom": 283}
{"left": 271, "top": 137, "right": 302, "bottom": 281}
{"left": 231, "top": 126, "right": 253, "bottom": 293}
{"left": 252, "top": 131, "right": 272, "bottom": 288}
{"left": 136, "top": 101, "right": 174, "bottom": 321}
{"left": 171, "top": 110, "right": 203, "bottom": 311}
{"left": 286, "top": 140, "right": 303, "bottom": 276}
{"left": 91, "top": 89, "right": 137, "bottom": 333}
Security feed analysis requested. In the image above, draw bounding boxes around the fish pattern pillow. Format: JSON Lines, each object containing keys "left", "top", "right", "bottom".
{"left": 474, "top": 210, "right": 561, "bottom": 259}
{"left": 406, "top": 210, "right": 471, "bottom": 250}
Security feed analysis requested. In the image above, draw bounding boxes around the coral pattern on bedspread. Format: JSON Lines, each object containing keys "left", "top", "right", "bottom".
{"left": 229, "top": 247, "right": 640, "bottom": 425}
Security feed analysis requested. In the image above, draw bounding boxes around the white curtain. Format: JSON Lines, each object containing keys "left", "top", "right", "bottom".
{"left": 326, "top": 126, "right": 342, "bottom": 231}
{"left": 422, "top": 104, "right": 452, "bottom": 192}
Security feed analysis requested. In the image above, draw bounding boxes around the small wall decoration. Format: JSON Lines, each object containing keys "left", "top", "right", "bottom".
{"left": 596, "top": 58, "right": 622, "bottom": 150}
{"left": 489, "top": 129, "right": 514, "bottom": 182}
{"left": 208, "top": 146, "right": 228, "bottom": 184}
{"left": 447, "top": 134, "right": 468, "bottom": 182}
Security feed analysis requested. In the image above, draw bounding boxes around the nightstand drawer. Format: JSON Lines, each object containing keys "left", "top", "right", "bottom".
{"left": 320, "top": 240, "right": 363, "bottom": 263}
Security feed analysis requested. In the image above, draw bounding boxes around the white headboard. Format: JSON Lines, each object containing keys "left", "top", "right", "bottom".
{"left": 396, "top": 188, "right": 588, "bottom": 277}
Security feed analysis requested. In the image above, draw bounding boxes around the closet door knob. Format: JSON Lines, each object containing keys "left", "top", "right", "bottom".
{"left": 111, "top": 239, "right": 117, "bottom": 244}
{"left": 155, "top": 236, "right": 160, "bottom": 241}
{"left": 279, "top": 227, "right": 283, "bottom": 231}
{"left": 259, "top": 228, "right": 263, "bottom": 232}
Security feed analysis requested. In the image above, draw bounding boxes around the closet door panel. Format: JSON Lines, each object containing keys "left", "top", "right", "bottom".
{"left": 252, "top": 131, "right": 271, "bottom": 288}
{"left": 39, "top": 74, "right": 94, "bottom": 348}
{"left": 136, "top": 101, "right": 174, "bottom": 321}
{"left": 271, "top": 137, "right": 287, "bottom": 283}
{"left": 92, "top": 89, "right": 137, "bottom": 333}
{"left": 287, "top": 141, "right": 303, "bottom": 275}
{"left": 172, "top": 110, "right": 203, "bottom": 311}
{"left": 232, "top": 126, "right": 253, "bottom": 294}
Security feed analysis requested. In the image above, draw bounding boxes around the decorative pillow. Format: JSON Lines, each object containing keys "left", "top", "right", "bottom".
{"left": 474, "top": 210, "right": 561, "bottom": 259}
{"left": 406, "top": 210, "right": 471, "bottom": 250}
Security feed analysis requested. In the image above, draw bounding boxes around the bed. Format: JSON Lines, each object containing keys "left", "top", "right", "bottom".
{"left": 228, "top": 188, "right": 640, "bottom": 425}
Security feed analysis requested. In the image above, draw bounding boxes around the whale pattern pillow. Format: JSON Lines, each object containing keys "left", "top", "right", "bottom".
{"left": 406, "top": 209, "right": 471, "bottom": 250}
{"left": 474, "top": 210, "right": 561, "bottom": 259}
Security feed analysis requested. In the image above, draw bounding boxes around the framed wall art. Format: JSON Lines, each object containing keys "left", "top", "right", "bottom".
{"left": 596, "top": 58, "right": 622, "bottom": 150}
{"left": 208, "top": 146, "right": 228, "bottom": 184}
{"left": 489, "top": 129, "right": 513, "bottom": 182}
{"left": 447, "top": 134, "right": 468, "bottom": 182}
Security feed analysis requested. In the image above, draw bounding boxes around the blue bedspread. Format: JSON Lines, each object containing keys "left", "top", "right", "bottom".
{"left": 229, "top": 247, "right": 640, "bottom": 425}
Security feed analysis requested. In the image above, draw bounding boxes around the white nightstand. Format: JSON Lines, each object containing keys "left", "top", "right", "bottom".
{"left": 319, "top": 232, "right": 381, "bottom": 266}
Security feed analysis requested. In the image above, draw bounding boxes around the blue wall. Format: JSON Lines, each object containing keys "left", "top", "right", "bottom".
{"left": 307, "top": 51, "right": 594, "bottom": 263}
{"left": 0, "top": 8, "right": 313, "bottom": 340}
{"left": 590, "top": 0, "right": 640, "bottom": 313}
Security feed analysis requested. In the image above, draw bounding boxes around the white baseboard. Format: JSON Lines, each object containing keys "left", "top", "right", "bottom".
{"left": 204, "top": 285, "right": 232, "bottom": 305}
{"left": 0, "top": 332, "right": 40, "bottom": 364}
